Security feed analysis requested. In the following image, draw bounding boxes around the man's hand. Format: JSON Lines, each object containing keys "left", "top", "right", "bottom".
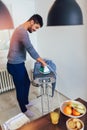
{"left": 37, "top": 57, "right": 47, "bottom": 66}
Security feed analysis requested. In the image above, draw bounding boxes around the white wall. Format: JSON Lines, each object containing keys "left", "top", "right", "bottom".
{"left": 35, "top": 0, "right": 87, "bottom": 100}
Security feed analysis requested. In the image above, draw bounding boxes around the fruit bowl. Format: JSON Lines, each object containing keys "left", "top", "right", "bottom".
{"left": 60, "top": 100, "right": 86, "bottom": 118}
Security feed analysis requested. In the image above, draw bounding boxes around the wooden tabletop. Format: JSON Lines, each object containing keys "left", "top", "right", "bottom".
{"left": 0, "top": 98, "right": 87, "bottom": 130}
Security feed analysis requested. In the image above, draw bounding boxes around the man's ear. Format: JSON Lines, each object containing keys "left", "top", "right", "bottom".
{"left": 30, "top": 20, "right": 34, "bottom": 25}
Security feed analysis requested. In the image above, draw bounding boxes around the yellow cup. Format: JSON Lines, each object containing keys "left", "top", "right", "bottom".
{"left": 50, "top": 111, "right": 60, "bottom": 125}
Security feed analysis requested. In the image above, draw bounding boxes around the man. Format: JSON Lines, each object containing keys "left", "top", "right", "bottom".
{"left": 7, "top": 14, "right": 47, "bottom": 117}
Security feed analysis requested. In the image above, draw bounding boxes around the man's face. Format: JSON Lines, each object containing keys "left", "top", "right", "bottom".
{"left": 28, "top": 22, "right": 41, "bottom": 33}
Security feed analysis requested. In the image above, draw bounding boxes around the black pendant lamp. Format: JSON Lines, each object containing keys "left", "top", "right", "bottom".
{"left": 0, "top": 0, "right": 14, "bottom": 29}
{"left": 47, "top": 0, "right": 83, "bottom": 26}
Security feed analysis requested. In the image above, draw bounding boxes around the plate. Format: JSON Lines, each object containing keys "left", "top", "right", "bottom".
{"left": 60, "top": 100, "right": 86, "bottom": 118}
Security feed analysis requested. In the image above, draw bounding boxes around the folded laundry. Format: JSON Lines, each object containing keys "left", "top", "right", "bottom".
{"left": 33, "top": 59, "right": 57, "bottom": 97}
{"left": 45, "top": 59, "right": 56, "bottom": 77}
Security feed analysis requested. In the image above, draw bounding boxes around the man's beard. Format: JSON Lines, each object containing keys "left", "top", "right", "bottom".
{"left": 27, "top": 27, "right": 33, "bottom": 33}
{"left": 28, "top": 29, "right": 32, "bottom": 33}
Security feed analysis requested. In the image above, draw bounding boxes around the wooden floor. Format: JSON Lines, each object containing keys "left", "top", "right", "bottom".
{"left": 0, "top": 85, "right": 69, "bottom": 125}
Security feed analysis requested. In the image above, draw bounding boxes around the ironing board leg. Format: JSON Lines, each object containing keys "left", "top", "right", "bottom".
{"left": 40, "top": 84, "right": 50, "bottom": 115}
{"left": 46, "top": 84, "right": 50, "bottom": 113}
{"left": 41, "top": 85, "right": 44, "bottom": 115}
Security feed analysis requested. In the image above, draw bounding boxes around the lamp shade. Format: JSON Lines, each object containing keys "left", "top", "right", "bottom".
{"left": 0, "top": 0, "right": 14, "bottom": 29}
{"left": 47, "top": 0, "right": 83, "bottom": 26}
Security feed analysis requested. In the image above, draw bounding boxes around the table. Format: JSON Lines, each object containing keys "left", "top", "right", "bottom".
{"left": 0, "top": 98, "right": 87, "bottom": 130}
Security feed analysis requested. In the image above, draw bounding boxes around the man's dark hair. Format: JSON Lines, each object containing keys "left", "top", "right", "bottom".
{"left": 28, "top": 14, "right": 43, "bottom": 27}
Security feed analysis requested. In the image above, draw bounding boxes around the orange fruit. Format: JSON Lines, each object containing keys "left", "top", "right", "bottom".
{"left": 72, "top": 108, "right": 80, "bottom": 116}
{"left": 63, "top": 106, "right": 72, "bottom": 115}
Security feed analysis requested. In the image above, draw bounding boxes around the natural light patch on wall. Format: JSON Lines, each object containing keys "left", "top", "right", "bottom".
{"left": 0, "top": 30, "right": 10, "bottom": 50}
{"left": 0, "top": 30, "right": 13, "bottom": 50}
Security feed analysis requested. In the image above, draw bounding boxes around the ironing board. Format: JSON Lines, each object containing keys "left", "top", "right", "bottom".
{"left": 32, "top": 61, "right": 56, "bottom": 115}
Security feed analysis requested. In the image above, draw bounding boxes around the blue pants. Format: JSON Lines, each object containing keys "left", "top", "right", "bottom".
{"left": 7, "top": 62, "right": 30, "bottom": 112}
